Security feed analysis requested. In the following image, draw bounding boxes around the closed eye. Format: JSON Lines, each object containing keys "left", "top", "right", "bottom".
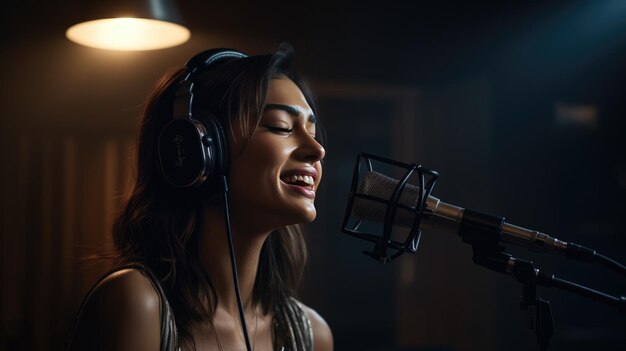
{"left": 264, "top": 125, "right": 294, "bottom": 134}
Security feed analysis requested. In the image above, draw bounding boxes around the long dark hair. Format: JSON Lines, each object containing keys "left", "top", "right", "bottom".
{"left": 112, "top": 44, "right": 323, "bottom": 349}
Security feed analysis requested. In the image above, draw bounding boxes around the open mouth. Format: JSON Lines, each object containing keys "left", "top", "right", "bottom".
{"left": 280, "top": 174, "right": 315, "bottom": 190}
{"left": 280, "top": 171, "right": 317, "bottom": 199}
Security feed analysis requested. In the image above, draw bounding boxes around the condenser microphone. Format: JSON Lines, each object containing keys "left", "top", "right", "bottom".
{"left": 342, "top": 152, "right": 626, "bottom": 274}
{"left": 353, "top": 170, "right": 594, "bottom": 259}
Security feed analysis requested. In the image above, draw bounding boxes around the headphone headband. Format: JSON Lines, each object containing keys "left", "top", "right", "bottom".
{"left": 174, "top": 49, "right": 247, "bottom": 120}
{"left": 184, "top": 49, "right": 248, "bottom": 78}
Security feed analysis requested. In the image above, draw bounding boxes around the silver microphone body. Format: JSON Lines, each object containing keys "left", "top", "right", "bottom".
{"left": 354, "top": 171, "right": 568, "bottom": 255}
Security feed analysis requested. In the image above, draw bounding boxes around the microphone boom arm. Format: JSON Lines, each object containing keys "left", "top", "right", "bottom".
{"left": 457, "top": 208, "right": 626, "bottom": 313}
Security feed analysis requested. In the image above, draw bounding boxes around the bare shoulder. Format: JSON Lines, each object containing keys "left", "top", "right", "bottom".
{"left": 296, "top": 300, "right": 334, "bottom": 351}
{"left": 68, "top": 268, "right": 161, "bottom": 351}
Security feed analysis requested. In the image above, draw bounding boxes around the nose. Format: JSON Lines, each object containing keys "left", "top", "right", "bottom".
{"left": 296, "top": 131, "right": 325, "bottom": 163}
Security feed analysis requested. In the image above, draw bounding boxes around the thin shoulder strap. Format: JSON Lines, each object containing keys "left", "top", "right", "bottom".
{"left": 67, "top": 263, "right": 179, "bottom": 351}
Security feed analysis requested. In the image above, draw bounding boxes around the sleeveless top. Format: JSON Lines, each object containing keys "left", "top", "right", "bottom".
{"left": 68, "top": 264, "right": 313, "bottom": 351}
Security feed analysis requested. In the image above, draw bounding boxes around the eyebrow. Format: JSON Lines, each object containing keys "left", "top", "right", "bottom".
{"left": 264, "top": 103, "right": 317, "bottom": 123}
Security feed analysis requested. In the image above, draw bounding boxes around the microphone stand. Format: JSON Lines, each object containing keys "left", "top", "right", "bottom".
{"left": 460, "top": 209, "right": 625, "bottom": 350}
{"left": 471, "top": 242, "right": 555, "bottom": 350}
{"left": 517, "top": 263, "right": 554, "bottom": 351}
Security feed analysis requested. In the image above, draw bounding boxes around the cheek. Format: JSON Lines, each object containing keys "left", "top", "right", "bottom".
{"left": 239, "top": 139, "right": 285, "bottom": 172}
{"left": 230, "top": 136, "right": 291, "bottom": 190}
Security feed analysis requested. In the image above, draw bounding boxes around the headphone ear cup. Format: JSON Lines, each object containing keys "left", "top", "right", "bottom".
{"left": 197, "top": 112, "right": 229, "bottom": 181}
{"left": 158, "top": 111, "right": 228, "bottom": 189}
{"left": 158, "top": 118, "right": 212, "bottom": 188}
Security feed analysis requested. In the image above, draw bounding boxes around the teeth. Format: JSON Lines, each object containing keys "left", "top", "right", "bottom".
{"left": 282, "top": 174, "right": 315, "bottom": 186}
{"left": 304, "top": 175, "right": 313, "bottom": 185}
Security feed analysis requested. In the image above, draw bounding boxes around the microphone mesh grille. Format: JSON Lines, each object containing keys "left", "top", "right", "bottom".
{"left": 354, "top": 171, "right": 421, "bottom": 228}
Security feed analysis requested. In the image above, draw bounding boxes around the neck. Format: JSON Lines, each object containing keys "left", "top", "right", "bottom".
{"left": 198, "top": 204, "right": 271, "bottom": 317}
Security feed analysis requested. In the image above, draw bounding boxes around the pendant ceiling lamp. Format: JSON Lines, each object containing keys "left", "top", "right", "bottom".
{"left": 66, "top": 0, "right": 190, "bottom": 51}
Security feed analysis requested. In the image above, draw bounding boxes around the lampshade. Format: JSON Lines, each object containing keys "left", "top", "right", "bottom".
{"left": 65, "top": 0, "right": 190, "bottom": 51}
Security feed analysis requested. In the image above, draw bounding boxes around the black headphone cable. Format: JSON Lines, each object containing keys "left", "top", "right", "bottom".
{"left": 220, "top": 175, "right": 253, "bottom": 351}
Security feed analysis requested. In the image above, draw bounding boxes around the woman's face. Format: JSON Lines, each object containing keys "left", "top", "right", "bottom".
{"left": 228, "top": 77, "right": 325, "bottom": 232}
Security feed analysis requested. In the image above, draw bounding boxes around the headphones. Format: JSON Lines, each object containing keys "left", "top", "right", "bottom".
{"left": 158, "top": 49, "right": 248, "bottom": 189}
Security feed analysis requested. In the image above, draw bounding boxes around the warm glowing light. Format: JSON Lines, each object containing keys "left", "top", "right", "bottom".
{"left": 66, "top": 18, "right": 190, "bottom": 51}
{"left": 555, "top": 102, "right": 598, "bottom": 128}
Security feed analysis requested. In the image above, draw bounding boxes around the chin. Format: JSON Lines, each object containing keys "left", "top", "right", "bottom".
{"left": 301, "top": 203, "right": 318, "bottom": 222}
{"left": 302, "top": 211, "right": 317, "bottom": 223}
{"left": 287, "top": 208, "right": 317, "bottom": 225}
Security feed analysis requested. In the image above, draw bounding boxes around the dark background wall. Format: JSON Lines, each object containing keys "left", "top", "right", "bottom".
{"left": 1, "top": 1, "right": 625, "bottom": 350}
